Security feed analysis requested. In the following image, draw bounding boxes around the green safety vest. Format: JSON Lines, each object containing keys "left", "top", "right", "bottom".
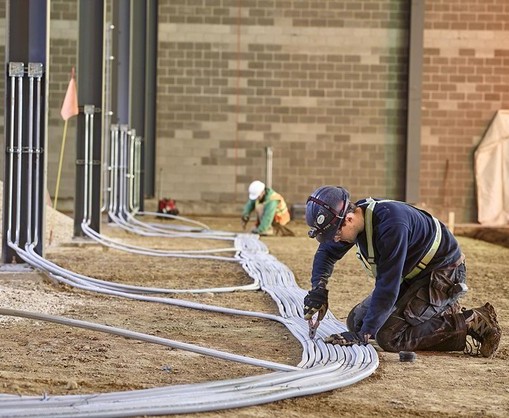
{"left": 356, "top": 198, "right": 442, "bottom": 281}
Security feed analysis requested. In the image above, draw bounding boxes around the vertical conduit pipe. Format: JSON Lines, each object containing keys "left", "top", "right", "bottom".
{"left": 32, "top": 65, "right": 43, "bottom": 248}
{"left": 265, "top": 147, "right": 273, "bottom": 189}
{"left": 101, "top": 23, "right": 115, "bottom": 213}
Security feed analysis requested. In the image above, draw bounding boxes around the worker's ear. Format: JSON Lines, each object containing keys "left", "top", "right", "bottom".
{"left": 344, "top": 212, "right": 354, "bottom": 223}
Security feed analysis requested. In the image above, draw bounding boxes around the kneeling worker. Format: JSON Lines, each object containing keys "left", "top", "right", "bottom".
{"left": 303, "top": 185, "right": 501, "bottom": 357}
{"left": 241, "top": 180, "right": 294, "bottom": 236}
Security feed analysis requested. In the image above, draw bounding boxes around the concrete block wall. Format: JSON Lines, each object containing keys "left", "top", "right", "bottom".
{"left": 421, "top": 0, "right": 509, "bottom": 222}
{"left": 157, "top": 0, "right": 410, "bottom": 216}
{"left": 1, "top": 0, "right": 509, "bottom": 222}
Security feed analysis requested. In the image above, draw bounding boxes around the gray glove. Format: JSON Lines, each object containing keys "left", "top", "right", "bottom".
{"left": 324, "top": 331, "right": 369, "bottom": 346}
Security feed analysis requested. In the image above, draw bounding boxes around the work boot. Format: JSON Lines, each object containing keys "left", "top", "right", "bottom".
{"left": 464, "top": 303, "right": 501, "bottom": 357}
{"left": 273, "top": 223, "right": 295, "bottom": 237}
{"left": 256, "top": 227, "right": 274, "bottom": 236}
{"left": 441, "top": 301, "right": 462, "bottom": 316}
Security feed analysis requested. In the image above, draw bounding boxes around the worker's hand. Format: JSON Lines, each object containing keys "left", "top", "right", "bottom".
{"left": 303, "top": 286, "right": 329, "bottom": 321}
{"left": 241, "top": 215, "right": 249, "bottom": 230}
{"left": 324, "top": 331, "right": 370, "bottom": 346}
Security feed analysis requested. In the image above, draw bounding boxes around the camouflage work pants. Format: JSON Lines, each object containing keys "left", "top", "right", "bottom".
{"left": 347, "top": 255, "right": 468, "bottom": 352}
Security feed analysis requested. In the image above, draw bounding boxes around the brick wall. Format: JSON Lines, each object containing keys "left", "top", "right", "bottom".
{"left": 157, "top": 0, "right": 410, "bottom": 215}
{"left": 421, "top": 0, "right": 509, "bottom": 222}
{"left": 2, "top": 1, "right": 508, "bottom": 222}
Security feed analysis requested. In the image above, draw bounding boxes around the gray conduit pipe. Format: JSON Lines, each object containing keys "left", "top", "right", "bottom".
{"left": 119, "top": 212, "right": 236, "bottom": 239}
{"left": 7, "top": 239, "right": 379, "bottom": 416}
{"left": 103, "top": 140, "right": 239, "bottom": 241}
{"left": 1, "top": 74, "right": 378, "bottom": 416}
{"left": 81, "top": 223, "right": 239, "bottom": 260}
{"left": 9, "top": 240, "right": 376, "bottom": 416}
{"left": 107, "top": 124, "right": 237, "bottom": 240}
{"left": 0, "top": 308, "right": 298, "bottom": 372}
{"left": 0, "top": 356, "right": 376, "bottom": 418}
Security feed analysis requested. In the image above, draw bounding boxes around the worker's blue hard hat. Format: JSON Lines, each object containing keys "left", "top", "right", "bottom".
{"left": 306, "top": 186, "right": 350, "bottom": 243}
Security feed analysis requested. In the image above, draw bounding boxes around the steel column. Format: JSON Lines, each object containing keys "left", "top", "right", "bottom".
{"left": 130, "top": 0, "right": 146, "bottom": 210}
{"left": 112, "top": 0, "right": 130, "bottom": 125}
{"left": 74, "top": 0, "right": 104, "bottom": 237}
{"left": 405, "top": 0, "right": 425, "bottom": 204}
{"left": 143, "top": 0, "right": 158, "bottom": 199}
{"left": 2, "top": 0, "right": 48, "bottom": 264}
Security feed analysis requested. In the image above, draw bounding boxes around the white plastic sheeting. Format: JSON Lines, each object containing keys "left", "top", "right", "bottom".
{"left": 474, "top": 109, "right": 509, "bottom": 225}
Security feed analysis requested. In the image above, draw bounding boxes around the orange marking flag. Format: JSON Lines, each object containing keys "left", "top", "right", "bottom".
{"left": 60, "top": 68, "right": 78, "bottom": 121}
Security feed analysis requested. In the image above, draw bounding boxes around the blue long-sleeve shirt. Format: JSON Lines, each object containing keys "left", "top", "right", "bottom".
{"left": 310, "top": 198, "right": 462, "bottom": 337}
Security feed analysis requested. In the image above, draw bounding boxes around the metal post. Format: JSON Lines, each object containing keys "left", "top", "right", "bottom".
{"left": 144, "top": 0, "right": 158, "bottom": 198}
{"left": 74, "top": 0, "right": 104, "bottom": 237}
{"left": 265, "top": 147, "right": 273, "bottom": 189}
{"left": 112, "top": 0, "right": 130, "bottom": 124}
{"left": 101, "top": 22, "right": 115, "bottom": 213}
{"left": 130, "top": 0, "right": 146, "bottom": 211}
{"left": 2, "top": 0, "right": 47, "bottom": 264}
{"left": 405, "top": 0, "right": 425, "bottom": 203}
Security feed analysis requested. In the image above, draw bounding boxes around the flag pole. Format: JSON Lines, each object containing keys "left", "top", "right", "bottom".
{"left": 49, "top": 67, "right": 79, "bottom": 246}
{"left": 53, "top": 119, "right": 69, "bottom": 212}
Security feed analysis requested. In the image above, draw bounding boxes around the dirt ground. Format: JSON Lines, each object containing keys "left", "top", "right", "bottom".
{"left": 0, "top": 212, "right": 508, "bottom": 417}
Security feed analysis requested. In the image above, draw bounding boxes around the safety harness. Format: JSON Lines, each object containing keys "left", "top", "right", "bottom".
{"left": 356, "top": 198, "right": 442, "bottom": 281}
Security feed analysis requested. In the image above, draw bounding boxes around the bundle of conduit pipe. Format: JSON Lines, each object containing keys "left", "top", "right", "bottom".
{"left": 0, "top": 63, "right": 378, "bottom": 417}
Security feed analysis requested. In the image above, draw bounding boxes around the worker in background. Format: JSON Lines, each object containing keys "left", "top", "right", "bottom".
{"left": 241, "top": 180, "right": 294, "bottom": 236}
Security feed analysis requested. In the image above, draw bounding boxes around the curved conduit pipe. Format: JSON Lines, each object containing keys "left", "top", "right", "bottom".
{"left": 93, "top": 127, "right": 239, "bottom": 253}
{"left": 1, "top": 81, "right": 378, "bottom": 416}
{"left": 6, "top": 219, "right": 380, "bottom": 416}
{"left": 82, "top": 125, "right": 269, "bottom": 295}
{"left": 92, "top": 126, "right": 355, "bottom": 368}
{"left": 0, "top": 308, "right": 298, "bottom": 373}
{"left": 106, "top": 125, "right": 234, "bottom": 239}
{"left": 3, "top": 78, "right": 300, "bottom": 362}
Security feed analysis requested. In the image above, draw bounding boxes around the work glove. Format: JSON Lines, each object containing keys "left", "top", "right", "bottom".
{"left": 303, "top": 286, "right": 329, "bottom": 321}
{"left": 324, "top": 331, "right": 369, "bottom": 346}
{"left": 241, "top": 215, "right": 249, "bottom": 229}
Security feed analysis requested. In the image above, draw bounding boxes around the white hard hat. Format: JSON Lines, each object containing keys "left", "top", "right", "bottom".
{"left": 248, "top": 180, "right": 265, "bottom": 200}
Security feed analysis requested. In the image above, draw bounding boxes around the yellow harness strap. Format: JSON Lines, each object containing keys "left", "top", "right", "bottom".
{"left": 356, "top": 198, "right": 442, "bottom": 281}
{"left": 405, "top": 216, "right": 442, "bottom": 279}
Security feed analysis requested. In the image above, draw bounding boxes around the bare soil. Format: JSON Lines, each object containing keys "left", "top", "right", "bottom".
{"left": 0, "top": 214, "right": 508, "bottom": 417}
